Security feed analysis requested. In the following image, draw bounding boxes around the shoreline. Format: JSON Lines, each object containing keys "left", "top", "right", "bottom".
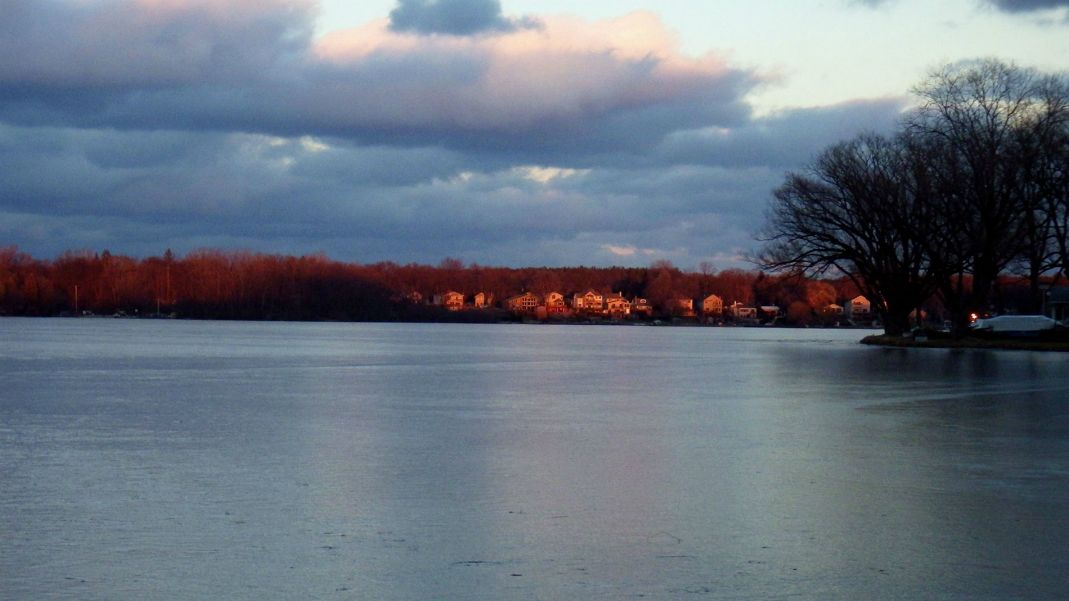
{"left": 861, "top": 334, "right": 1069, "bottom": 352}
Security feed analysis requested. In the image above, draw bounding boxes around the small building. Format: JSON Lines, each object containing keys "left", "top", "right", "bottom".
{"left": 670, "top": 297, "right": 695, "bottom": 317}
{"left": 433, "top": 290, "right": 465, "bottom": 311}
{"left": 473, "top": 292, "right": 493, "bottom": 309}
{"left": 605, "top": 294, "right": 631, "bottom": 318}
{"left": 505, "top": 291, "right": 540, "bottom": 314}
{"left": 572, "top": 290, "right": 604, "bottom": 313}
{"left": 631, "top": 297, "right": 653, "bottom": 316}
{"left": 758, "top": 305, "right": 783, "bottom": 321}
{"left": 701, "top": 294, "right": 724, "bottom": 316}
{"left": 730, "top": 302, "right": 758, "bottom": 320}
{"left": 544, "top": 291, "right": 568, "bottom": 314}
{"left": 847, "top": 295, "right": 871, "bottom": 319}
{"left": 821, "top": 303, "right": 844, "bottom": 316}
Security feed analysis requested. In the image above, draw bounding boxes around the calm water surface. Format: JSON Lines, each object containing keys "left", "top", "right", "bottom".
{"left": 2, "top": 318, "right": 1068, "bottom": 600}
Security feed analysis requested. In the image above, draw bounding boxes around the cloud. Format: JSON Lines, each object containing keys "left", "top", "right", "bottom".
{"left": 846, "top": 0, "right": 894, "bottom": 7}
{"left": 602, "top": 244, "right": 660, "bottom": 257}
{"left": 0, "top": 2, "right": 758, "bottom": 164}
{"left": 0, "top": 1, "right": 912, "bottom": 269}
{"left": 984, "top": 0, "right": 1069, "bottom": 12}
{"left": 0, "top": 119, "right": 790, "bottom": 267}
{"left": 0, "top": 0, "right": 314, "bottom": 90}
{"left": 388, "top": 0, "right": 537, "bottom": 35}
{"left": 653, "top": 98, "right": 907, "bottom": 169}
{"left": 851, "top": 0, "right": 1069, "bottom": 14}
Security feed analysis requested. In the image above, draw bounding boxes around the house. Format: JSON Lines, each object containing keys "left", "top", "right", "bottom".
{"left": 605, "top": 294, "right": 631, "bottom": 318}
{"left": 847, "top": 295, "right": 871, "bottom": 319}
{"left": 1046, "top": 287, "right": 1069, "bottom": 323}
{"left": 758, "top": 305, "right": 783, "bottom": 321}
{"left": 572, "top": 290, "right": 604, "bottom": 313}
{"left": 821, "top": 303, "right": 844, "bottom": 315}
{"left": 505, "top": 291, "right": 541, "bottom": 314}
{"left": 701, "top": 294, "right": 724, "bottom": 316}
{"left": 730, "top": 301, "right": 758, "bottom": 320}
{"left": 631, "top": 297, "right": 653, "bottom": 316}
{"left": 473, "top": 292, "right": 493, "bottom": 309}
{"left": 671, "top": 297, "right": 695, "bottom": 317}
{"left": 544, "top": 291, "right": 568, "bottom": 314}
{"left": 433, "top": 290, "right": 465, "bottom": 311}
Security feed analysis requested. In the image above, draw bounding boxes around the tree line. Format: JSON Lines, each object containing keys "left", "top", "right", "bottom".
{"left": 0, "top": 246, "right": 872, "bottom": 322}
{"left": 760, "top": 59, "right": 1069, "bottom": 336}
{"left": 0, "top": 244, "right": 1052, "bottom": 325}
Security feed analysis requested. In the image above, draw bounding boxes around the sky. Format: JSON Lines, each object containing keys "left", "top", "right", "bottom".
{"left": 2, "top": 0, "right": 1068, "bottom": 269}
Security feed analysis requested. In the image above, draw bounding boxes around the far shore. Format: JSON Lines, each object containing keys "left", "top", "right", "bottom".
{"left": 861, "top": 334, "right": 1069, "bottom": 352}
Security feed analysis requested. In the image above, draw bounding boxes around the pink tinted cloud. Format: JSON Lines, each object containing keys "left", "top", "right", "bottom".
{"left": 313, "top": 11, "right": 749, "bottom": 130}
{"left": 0, "top": 2, "right": 759, "bottom": 145}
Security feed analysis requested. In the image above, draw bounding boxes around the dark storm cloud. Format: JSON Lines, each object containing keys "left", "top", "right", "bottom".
{"left": 850, "top": 0, "right": 1069, "bottom": 12}
{"left": 388, "top": 0, "right": 537, "bottom": 35}
{"left": 0, "top": 0, "right": 313, "bottom": 90}
{"left": 986, "top": 0, "right": 1069, "bottom": 11}
{"left": 654, "top": 98, "right": 907, "bottom": 169}
{"left": 0, "top": 94, "right": 898, "bottom": 267}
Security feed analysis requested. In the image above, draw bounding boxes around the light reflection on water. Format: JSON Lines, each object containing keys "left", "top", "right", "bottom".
{"left": 2, "top": 318, "right": 1067, "bottom": 600}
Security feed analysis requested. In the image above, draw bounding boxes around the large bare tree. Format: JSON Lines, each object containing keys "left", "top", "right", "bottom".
{"left": 758, "top": 133, "right": 940, "bottom": 336}
{"left": 761, "top": 60, "right": 1069, "bottom": 336}
{"left": 905, "top": 59, "right": 1069, "bottom": 326}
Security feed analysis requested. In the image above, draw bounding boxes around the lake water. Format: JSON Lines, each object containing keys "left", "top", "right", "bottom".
{"left": 2, "top": 318, "right": 1068, "bottom": 600}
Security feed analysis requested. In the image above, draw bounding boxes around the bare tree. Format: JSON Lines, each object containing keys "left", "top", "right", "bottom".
{"left": 1051, "top": 138, "right": 1069, "bottom": 281}
{"left": 905, "top": 59, "right": 1069, "bottom": 324}
{"left": 758, "top": 133, "right": 940, "bottom": 336}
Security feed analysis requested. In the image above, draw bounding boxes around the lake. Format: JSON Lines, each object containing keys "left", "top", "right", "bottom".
{"left": 2, "top": 318, "right": 1068, "bottom": 600}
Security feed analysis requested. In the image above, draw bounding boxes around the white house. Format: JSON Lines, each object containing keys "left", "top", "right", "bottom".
{"left": 572, "top": 290, "right": 604, "bottom": 313}
{"left": 847, "top": 295, "right": 871, "bottom": 319}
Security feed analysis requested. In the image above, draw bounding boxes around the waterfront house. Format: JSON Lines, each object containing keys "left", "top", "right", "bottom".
{"left": 671, "top": 297, "right": 695, "bottom": 317}
{"left": 572, "top": 290, "right": 604, "bottom": 313}
{"left": 544, "top": 291, "right": 568, "bottom": 314}
{"left": 821, "top": 303, "right": 844, "bottom": 315}
{"left": 505, "top": 291, "right": 541, "bottom": 314}
{"left": 758, "top": 305, "right": 783, "bottom": 321}
{"left": 631, "top": 297, "right": 653, "bottom": 316}
{"left": 701, "top": 294, "right": 724, "bottom": 316}
{"left": 730, "top": 302, "right": 758, "bottom": 320}
{"left": 433, "top": 290, "right": 465, "bottom": 311}
{"left": 847, "top": 295, "right": 871, "bottom": 320}
{"left": 605, "top": 294, "right": 631, "bottom": 318}
{"left": 473, "top": 292, "right": 493, "bottom": 309}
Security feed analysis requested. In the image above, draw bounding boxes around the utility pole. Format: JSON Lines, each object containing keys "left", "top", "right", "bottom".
{"left": 74, "top": 284, "right": 79, "bottom": 316}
